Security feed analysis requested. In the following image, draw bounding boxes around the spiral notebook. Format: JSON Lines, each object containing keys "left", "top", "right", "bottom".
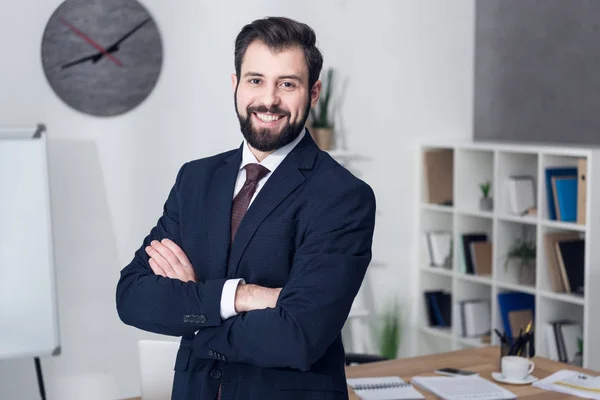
{"left": 346, "top": 376, "right": 425, "bottom": 400}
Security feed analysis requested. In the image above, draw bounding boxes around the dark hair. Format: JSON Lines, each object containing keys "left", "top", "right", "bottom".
{"left": 234, "top": 17, "right": 324, "bottom": 90}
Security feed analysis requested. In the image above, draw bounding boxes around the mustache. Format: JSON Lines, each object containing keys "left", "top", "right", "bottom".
{"left": 248, "top": 105, "right": 290, "bottom": 116}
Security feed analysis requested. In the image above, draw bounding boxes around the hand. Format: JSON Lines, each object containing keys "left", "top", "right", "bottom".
{"left": 145, "top": 239, "right": 197, "bottom": 283}
{"left": 234, "top": 284, "right": 282, "bottom": 313}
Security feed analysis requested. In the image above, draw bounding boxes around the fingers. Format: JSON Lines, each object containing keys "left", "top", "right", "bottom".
{"left": 161, "top": 238, "right": 192, "bottom": 267}
{"left": 145, "top": 242, "right": 178, "bottom": 278}
{"left": 149, "top": 258, "right": 167, "bottom": 277}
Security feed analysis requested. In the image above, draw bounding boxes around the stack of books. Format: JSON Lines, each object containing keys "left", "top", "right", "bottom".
{"left": 424, "top": 290, "right": 452, "bottom": 328}
{"left": 543, "top": 232, "right": 585, "bottom": 295}
{"left": 544, "top": 160, "right": 586, "bottom": 224}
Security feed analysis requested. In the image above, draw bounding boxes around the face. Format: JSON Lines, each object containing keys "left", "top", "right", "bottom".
{"left": 233, "top": 40, "right": 321, "bottom": 152}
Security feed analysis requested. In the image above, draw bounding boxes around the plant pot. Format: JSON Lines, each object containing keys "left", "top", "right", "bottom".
{"left": 480, "top": 196, "right": 493, "bottom": 211}
{"left": 311, "top": 128, "right": 334, "bottom": 150}
{"left": 518, "top": 261, "right": 536, "bottom": 286}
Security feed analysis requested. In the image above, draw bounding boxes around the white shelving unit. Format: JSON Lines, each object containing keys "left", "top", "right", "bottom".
{"left": 414, "top": 139, "right": 600, "bottom": 372}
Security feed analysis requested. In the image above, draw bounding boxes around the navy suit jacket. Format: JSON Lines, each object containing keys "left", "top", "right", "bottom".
{"left": 116, "top": 131, "right": 376, "bottom": 399}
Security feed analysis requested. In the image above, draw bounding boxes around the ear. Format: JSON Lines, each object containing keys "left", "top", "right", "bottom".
{"left": 231, "top": 73, "right": 238, "bottom": 93}
{"left": 310, "top": 80, "right": 322, "bottom": 108}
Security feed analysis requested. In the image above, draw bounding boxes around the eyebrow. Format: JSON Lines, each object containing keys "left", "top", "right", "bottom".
{"left": 243, "top": 71, "right": 304, "bottom": 84}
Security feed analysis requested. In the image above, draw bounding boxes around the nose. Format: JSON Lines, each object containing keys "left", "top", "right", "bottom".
{"left": 260, "top": 82, "right": 281, "bottom": 110}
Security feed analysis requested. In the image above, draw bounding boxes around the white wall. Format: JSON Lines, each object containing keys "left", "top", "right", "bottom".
{"left": 0, "top": 1, "right": 474, "bottom": 398}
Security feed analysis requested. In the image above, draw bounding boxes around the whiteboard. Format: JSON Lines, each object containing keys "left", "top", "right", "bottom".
{"left": 0, "top": 124, "right": 60, "bottom": 360}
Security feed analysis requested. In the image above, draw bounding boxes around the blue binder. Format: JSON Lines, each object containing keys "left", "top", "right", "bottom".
{"left": 545, "top": 167, "right": 577, "bottom": 220}
{"left": 497, "top": 292, "right": 535, "bottom": 343}
{"left": 555, "top": 177, "right": 578, "bottom": 222}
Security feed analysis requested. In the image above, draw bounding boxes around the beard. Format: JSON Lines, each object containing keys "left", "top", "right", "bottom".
{"left": 235, "top": 87, "right": 311, "bottom": 152}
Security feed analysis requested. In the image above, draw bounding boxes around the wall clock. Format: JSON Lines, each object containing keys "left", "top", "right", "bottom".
{"left": 41, "top": 0, "right": 163, "bottom": 117}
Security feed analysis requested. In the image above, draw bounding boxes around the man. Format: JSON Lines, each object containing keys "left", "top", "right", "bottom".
{"left": 116, "top": 16, "right": 376, "bottom": 400}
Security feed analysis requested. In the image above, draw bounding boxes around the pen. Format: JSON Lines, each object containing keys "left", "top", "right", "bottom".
{"left": 494, "top": 328, "right": 506, "bottom": 344}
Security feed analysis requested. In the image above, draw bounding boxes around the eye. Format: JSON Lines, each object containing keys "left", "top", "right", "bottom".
{"left": 249, "top": 78, "right": 261, "bottom": 85}
{"left": 281, "top": 81, "right": 296, "bottom": 89}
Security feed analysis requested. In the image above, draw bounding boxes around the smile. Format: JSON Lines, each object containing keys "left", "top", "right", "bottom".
{"left": 253, "top": 112, "right": 286, "bottom": 124}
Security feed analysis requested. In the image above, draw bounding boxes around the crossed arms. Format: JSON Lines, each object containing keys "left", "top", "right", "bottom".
{"left": 115, "top": 166, "right": 376, "bottom": 371}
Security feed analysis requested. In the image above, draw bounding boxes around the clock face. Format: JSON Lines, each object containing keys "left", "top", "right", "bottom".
{"left": 41, "top": 0, "right": 163, "bottom": 117}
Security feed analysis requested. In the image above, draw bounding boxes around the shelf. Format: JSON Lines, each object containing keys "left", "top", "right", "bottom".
{"left": 540, "top": 219, "right": 586, "bottom": 232}
{"left": 456, "top": 336, "right": 488, "bottom": 348}
{"left": 456, "top": 273, "right": 493, "bottom": 286}
{"left": 538, "top": 290, "right": 585, "bottom": 306}
{"left": 456, "top": 209, "right": 493, "bottom": 219}
{"left": 421, "top": 203, "right": 453, "bottom": 213}
{"left": 420, "top": 266, "right": 454, "bottom": 277}
{"left": 416, "top": 141, "right": 600, "bottom": 370}
{"left": 496, "top": 214, "right": 538, "bottom": 225}
{"left": 495, "top": 281, "right": 536, "bottom": 295}
{"left": 420, "top": 326, "right": 453, "bottom": 341}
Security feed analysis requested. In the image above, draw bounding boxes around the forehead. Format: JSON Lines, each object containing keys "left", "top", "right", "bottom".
{"left": 241, "top": 41, "right": 308, "bottom": 79}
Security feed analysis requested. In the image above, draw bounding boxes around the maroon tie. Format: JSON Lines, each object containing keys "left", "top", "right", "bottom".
{"left": 217, "top": 163, "right": 269, "bottom": 400}
{"left": 230, "top": 163, "right": 270, "bottom": 243}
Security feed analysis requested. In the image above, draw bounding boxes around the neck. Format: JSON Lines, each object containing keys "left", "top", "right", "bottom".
{"left": 248, "top": 145, "right": 273, "bottom": 163}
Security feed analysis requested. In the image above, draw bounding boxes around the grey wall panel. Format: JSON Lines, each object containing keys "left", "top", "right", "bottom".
{"left": 474, "top": 0, "right": 600, "bottom": 145}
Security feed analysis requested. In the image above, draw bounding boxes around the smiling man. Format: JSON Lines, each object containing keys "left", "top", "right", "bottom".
{"left": 116, "top": 16, "right": 376, "bottom": 400}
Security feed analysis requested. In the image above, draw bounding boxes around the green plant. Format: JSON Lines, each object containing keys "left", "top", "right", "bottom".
{"left": 503, "top": 225, "right": 536, "bottom": 271}
{"left": 377, "top": 300, "right": 402, "bottom": 360}
{"left": 310, "top": 68, "right": 335, "bottom": 129}
{"left": 480, "top": 181, "right": 491, "bottom": 198}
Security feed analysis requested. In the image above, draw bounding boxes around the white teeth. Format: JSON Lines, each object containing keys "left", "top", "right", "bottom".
{"left": 256, "top": 113, "right": 282, "bottom": 123}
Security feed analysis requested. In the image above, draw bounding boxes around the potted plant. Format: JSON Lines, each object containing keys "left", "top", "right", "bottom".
{"left": 479, "top": 181, "right": 493, "bottom": 211}
{"left": 310, "top": 68, "right": 336, "bottom": 150}
{"left": 377, "top": 300, "right": 402, "bottom": 360}
{"left": 503, "top": 225, "right": 536, "bottom": 285}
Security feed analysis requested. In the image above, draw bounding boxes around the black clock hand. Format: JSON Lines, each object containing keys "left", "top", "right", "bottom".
{"left": 61, "top": 47, "right": 119, "bottom": 69}
{"left": 105, "top": 18, "right": 150, "bottom": 53}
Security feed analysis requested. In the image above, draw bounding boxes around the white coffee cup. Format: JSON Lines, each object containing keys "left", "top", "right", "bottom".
{"left": 501, "top": 356, "right": 535, "bottom": 380}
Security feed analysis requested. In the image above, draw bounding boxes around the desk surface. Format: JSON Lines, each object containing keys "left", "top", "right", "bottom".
{"left": 346, "top": 346, "right": 596, "bottom": 399}
{"left": 124, "top": 346, "right": 597, "bottom": 400}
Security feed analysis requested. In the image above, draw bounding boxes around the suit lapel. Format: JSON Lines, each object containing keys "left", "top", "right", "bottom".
{"left": 228, "top": 132, "right": 319, "bottom": 277}
{"left": 206, "top": 147, "right": 242, "bottom": 278}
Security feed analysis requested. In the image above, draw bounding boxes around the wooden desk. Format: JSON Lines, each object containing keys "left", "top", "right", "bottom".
{"left": 124, "top": 346, "right": 597, "bottom": 399}
{"left": 346, "top": 346, "right": 596, "bottom": 399}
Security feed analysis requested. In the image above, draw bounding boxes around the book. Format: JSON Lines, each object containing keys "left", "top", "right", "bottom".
{"left": 545, "top": 167, "right": 577, "bottom": 220}
{"left": 411, "top": 375, "right": 516, "bottom": 400}
{"left": 554, "top": 177, "right": 578, "bottom": 222}
{"left": 506, "top": 175, "right": 536, "bottom": 215}
{"left": 497, "top": 292, "right": 535, "bottom": 343}
{"left": 533, "top": 369, "right": 600, "bottom": 399}
{"left": 555, "top": 238, "right": 585, "bottom": 295}
{"left": 577, "top": 158, "right": 587, "bottom": 224}
{"left": 423, "top": 149, "right": 453, "bottom": 205}
{"left": 543, "top": 231, "right": 580, "bottom": 292}
{"left": 346, "top": 376, "right": 425, "bottom": 400}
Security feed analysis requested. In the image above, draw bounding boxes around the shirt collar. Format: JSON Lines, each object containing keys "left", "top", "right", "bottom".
{"left": 240, "top": 127, "right": 306, "bottom": 173}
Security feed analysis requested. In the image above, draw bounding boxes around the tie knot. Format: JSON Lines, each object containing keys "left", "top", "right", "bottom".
{"left": 244, "top": 163, "right": 270, "bottom": 182}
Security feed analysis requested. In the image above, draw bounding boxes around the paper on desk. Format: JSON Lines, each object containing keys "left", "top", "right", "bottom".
{"left": 532, "top": 369, "right": 600, "bottom": 399}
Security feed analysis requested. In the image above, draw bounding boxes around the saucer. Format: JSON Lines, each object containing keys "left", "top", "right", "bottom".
{"left": 491, "top": 372, "right": 538, "bottom": 385}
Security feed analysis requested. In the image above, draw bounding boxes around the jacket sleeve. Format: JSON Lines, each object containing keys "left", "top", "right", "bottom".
{"left": 115, "top": 163, "right": 226, "bottom": 337}
{"left": 192, "top": 181, "right": 376, "bottom": 370}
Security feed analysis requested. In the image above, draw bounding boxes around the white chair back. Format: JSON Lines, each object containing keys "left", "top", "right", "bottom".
{"left": 138, "top": 339, "right": 180, "bottom": 400}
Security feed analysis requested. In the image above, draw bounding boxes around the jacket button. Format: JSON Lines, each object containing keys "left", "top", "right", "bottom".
{"left": 199, "top": 315, "right": 207, "bottom": 324}
{"left": 210, "top": 369, "right": 222, "bottom": 380}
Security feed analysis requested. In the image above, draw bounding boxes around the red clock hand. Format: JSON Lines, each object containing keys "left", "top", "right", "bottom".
{"left": 59, "top": 17, "right": 123, "bottom": 67}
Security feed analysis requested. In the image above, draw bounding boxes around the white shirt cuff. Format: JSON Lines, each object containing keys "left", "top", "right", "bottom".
{"left": 220, "top": 278, "right": 245, "bottom": 320}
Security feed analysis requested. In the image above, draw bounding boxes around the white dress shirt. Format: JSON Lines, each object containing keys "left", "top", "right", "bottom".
{"left": 219, "top": 128, "right": 306, "bottom": 319}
